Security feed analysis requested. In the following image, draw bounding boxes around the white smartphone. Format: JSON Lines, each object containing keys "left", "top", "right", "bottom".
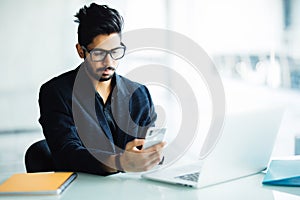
{"left": 143, "top": 127, "right": 166, "bottom": 149}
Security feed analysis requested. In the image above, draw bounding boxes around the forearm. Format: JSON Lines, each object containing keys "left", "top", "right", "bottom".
{"left": 52, "top": 144, "right": 119, "bottom": 175}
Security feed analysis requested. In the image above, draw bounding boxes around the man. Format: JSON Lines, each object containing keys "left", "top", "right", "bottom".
{"left": 38, "top": 3, "right": 165, "bottom": 175}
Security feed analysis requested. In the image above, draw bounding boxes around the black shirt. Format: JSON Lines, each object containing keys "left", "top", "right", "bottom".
{"left": 95, "top": 76, "right": 118, "bottom": 145}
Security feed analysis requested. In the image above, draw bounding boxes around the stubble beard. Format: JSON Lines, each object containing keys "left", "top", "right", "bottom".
{"left": 85, "top": 63, "right": 115, "bottom": 82}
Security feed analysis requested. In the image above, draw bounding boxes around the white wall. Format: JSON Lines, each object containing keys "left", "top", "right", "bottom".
{"left": 0, "top": 0, "right": 291, "bottom": 130}
{"left": 166, "top": 0, "right": 284, "bottom": 54}
{"left": 0, "top": 0, "right": 124, "bottom": 130}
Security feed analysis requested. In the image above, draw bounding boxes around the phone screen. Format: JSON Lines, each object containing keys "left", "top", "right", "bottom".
{"left": 143, "top": 127, "right": 166, "bottom": 149}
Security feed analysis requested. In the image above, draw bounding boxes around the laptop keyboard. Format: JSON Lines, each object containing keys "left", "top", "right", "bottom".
{"left": 175, "top": 172, "right": 200, "bottom": 182}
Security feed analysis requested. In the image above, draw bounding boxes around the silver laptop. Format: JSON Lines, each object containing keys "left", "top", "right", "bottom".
{"left": 142, "top": 107, "right": 284, "bottom": 188}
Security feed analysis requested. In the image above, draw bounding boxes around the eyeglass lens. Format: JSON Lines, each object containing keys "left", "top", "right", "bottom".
{"left": 91, "top": 47, "right": 125, "bottom": 62}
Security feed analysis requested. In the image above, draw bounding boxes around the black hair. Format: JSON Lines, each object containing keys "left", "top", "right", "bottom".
{"left": 74, "top": 3, "right": 124, "bottom": 48}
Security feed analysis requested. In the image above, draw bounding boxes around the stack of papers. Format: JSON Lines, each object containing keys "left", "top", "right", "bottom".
{"left": 263, "top": 159, "right": 300, "bottom": 186}
{"left": 0, "top": 172, "right": 77, "bottom": 195}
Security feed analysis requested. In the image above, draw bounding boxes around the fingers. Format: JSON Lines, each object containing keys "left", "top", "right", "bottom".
{"left": 125, "top": 139, "right": 145, "bottom": 151}
{"left": 145, "top": 151, "right": 163, "bottom": 167}
{"left": 124, "top": 151, "right": 162, "bottom": 172}
{"left": 139, "top": 155, "right": 162, "bottom": 171}
{"left": 142, "top": 141, "right": 166, "bottom": 153}
{"left": 121, "top": 139, "right": 166, "bottom": 172}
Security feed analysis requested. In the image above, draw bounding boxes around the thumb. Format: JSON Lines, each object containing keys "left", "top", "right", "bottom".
{"left": 125, "top": 139, "right": 145, "bottom": 150}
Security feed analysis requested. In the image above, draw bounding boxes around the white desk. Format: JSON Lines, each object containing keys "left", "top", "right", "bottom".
{"left": 0, "top": 172, "right": 300, "bottom": 200}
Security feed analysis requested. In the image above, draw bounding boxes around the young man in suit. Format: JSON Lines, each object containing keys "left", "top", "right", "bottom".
{"left": 38, "top": 3, "right": 165, "bottom": 175}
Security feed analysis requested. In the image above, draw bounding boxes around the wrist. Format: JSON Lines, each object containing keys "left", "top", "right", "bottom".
{"left": 115, "top": 154, "right": 125, "bottom": 173}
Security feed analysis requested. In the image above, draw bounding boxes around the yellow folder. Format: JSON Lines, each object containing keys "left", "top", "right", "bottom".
{"left": 0, "top": 172, "right": 77, "bottom": 195}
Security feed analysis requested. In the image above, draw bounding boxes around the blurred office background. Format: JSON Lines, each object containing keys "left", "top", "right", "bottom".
{"left": 1, "top": 0, "right": 300, "bottom": 173}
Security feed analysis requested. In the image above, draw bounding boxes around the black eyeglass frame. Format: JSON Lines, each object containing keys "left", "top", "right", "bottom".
{"left": 81, "top": 42, "right": 126, "bottom": 62}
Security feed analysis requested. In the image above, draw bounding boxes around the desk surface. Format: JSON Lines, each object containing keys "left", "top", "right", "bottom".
{"left": 0, "top": 172, "right": 300, "bottom": 200}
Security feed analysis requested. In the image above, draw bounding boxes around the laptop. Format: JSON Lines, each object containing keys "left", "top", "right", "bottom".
{"left": 142, "top": 107, "right": 284, "bottom": 188}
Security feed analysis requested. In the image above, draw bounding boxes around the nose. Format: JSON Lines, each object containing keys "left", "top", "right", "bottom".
{"left": 102, "top": 53, "right": 114, "bottom": 66}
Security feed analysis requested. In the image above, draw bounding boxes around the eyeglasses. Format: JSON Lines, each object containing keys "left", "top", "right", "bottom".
{"left": 82, "top": 43, "right": 126, "bottom": 62}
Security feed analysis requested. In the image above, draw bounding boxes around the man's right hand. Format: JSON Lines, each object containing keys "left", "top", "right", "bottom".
{"left": 119, "top": 139, "right": 165, "bottom": 172}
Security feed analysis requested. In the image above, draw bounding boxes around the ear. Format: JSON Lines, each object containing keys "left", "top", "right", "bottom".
{"left": 76, "top": 43, "right": 85, "bottom": 59}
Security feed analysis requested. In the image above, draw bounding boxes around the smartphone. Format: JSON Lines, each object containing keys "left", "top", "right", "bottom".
{"left": 143, "top": 127, "right": 166, "bottom": 149}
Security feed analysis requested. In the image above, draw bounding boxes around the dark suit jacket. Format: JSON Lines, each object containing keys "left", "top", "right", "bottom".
{"left": 38, "top": 64, "right": 157, "bottom": 175}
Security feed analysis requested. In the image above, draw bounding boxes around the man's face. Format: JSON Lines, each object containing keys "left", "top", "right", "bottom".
{"left": 84, "top": 33, "right": 123, "bottom": 82}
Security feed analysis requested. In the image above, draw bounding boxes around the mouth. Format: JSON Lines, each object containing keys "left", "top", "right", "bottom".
{"left": 97, "top": 66, "right": 115, "bottom": 77}
{"left": 96, "top": 66, "right": 115, "bottom": 73}
{"left": 84, "top": 63, "right": 115, "bottom": 82}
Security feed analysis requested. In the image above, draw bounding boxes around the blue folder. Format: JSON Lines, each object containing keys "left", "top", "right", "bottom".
{"left": 262, "top": 159, "right": 300, "bottom": 186}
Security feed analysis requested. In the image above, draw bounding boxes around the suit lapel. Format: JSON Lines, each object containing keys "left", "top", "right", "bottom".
{"left": 111, "top": 75, "right": 141, "bottom": 141}
{"left": 72, "top": 64, "right": 115, "bottom": 152}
